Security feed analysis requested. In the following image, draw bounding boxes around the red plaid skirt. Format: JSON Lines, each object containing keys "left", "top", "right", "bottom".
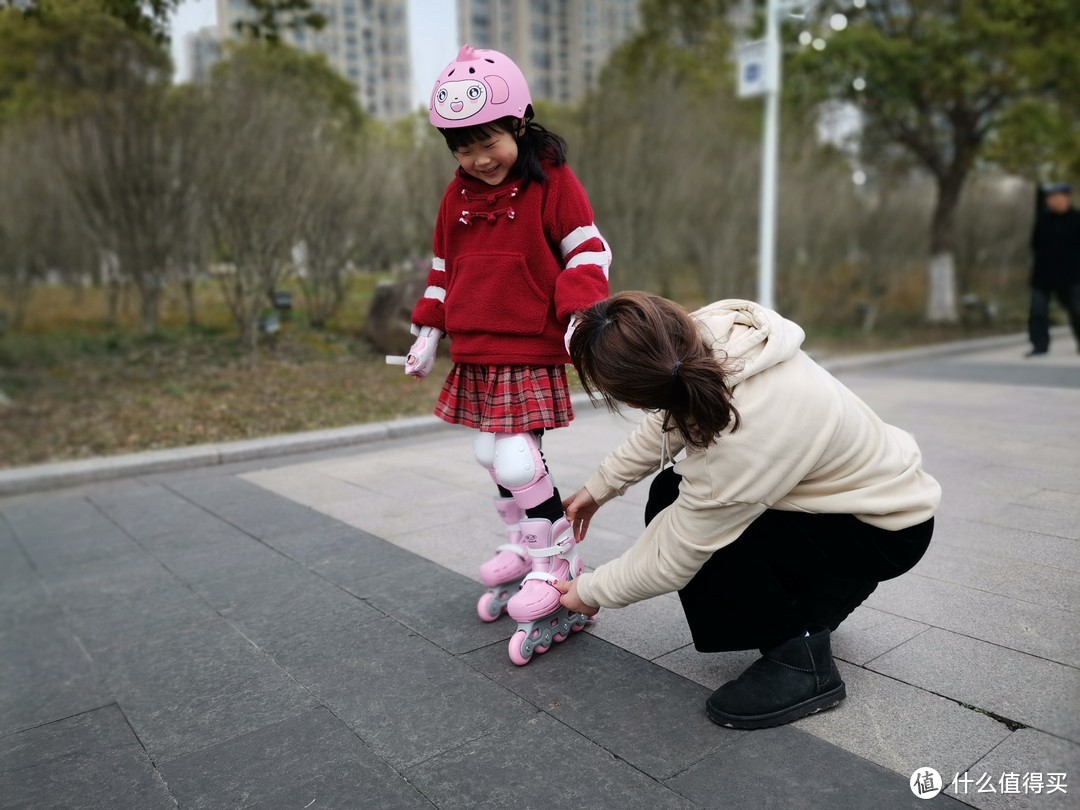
{"left": 435, "top": 364, "right": 574, "bottom": 432}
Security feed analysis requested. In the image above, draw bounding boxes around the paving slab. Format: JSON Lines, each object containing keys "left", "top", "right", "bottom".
{"left": 331, "top": 554, "right": 513, "bottom": 654}
{"left": 867, "top": 628, "right": 1080, "bottom": 743}
{"left": 167, "top": 474, "right": 345, "bottom": 541}
{"left": 0, "top": 561, "right": 56, "bottom": 632}
{"left": 930, "top": 513, "right": 1080, "bottom": 575}
{"left": 44, "top": 555, "right": 219, "bottom": 656}
{"left": 90, "top": 485, "right": 235, "bottom": 542}
{"left": 865, "top": 574, "right": 1080, "bottom": 668}
{"left": 666, "top": 724, "right": 969, "bottom": 809}
{"left": 0, "top": 615, "right": 104, "bottom": 736}
{"left": 93, "top": 616, "right": 320, "bottom": 764}
{"left": 250, "top": 519, "right": 392, "bottom": 567}
{"left": 950, "top": 728, "right": 1080, "bottom": 809}
{"left": 464, "top": 633, "right": 737, "bottom": 781}
{"left": 911, "top": 540, "right": 1020, "bottom": 592}
{"left": 977, "top": 501, "right": 1080, "bottom": 543}
{"left": 583, "top": 592, "right": 695, "bottom": 661}
{"left": 2, "top": 496, "right": 143, "bottom": 574}
{"left": 275, "top": 616, "right": 535, "bottom": 771}
{"left": 158, "top": 707, "right": 432, "bottom": 810}
{"left": 653, "top": 645, "right": 762, "bottom": 690}
{"left": 991, "top": 563, "right": 1080, "bottom": 615}
{"left": 188, "top": 558, "right": 384, "bottom": 649}
{"left": 829, "top": 605, "right": 931, "bottom": 667}
{"left": 793, "top": 664, "right": 1012, "bottom": 781}
{"left": 0, "top": 705, "right": 175, "bottom": 809}
{"left": 406, "top": 711, "right": 696, "bottom": 810}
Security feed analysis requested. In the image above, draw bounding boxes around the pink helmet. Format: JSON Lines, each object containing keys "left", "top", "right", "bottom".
{"left": 429, "top": 45, "right": 532, "bottom": 129}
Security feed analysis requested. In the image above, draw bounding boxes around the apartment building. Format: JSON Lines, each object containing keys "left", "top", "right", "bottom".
{"left": 185, "top": 27, "right": 223, "bottom": 84}
{"left": 456, "top": 0, "right": 640, "bottom": 104}
{"left": 216, "top": 0, "right": 413, "bottom": 119}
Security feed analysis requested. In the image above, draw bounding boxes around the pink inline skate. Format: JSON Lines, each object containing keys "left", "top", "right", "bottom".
{"left": 506, "top": 516, "right": 591, "bottom": 665}
{"left": 476, "top": 497, "right": 533, "bottom": 622}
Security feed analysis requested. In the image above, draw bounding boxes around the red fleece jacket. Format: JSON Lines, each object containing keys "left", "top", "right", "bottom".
{"left": 411, "top": 162, "right": 611, "bottom": 365}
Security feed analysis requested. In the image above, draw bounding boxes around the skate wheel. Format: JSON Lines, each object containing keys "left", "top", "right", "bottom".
{"left": 552, "top": 632, "right": 568, "bottom": 643}
{"left": 534, "top": 643, "right": 550, "bottom": 654}
{"left": 476, "top": 592, "right": 501, "bottom": 623}
{"left": 571, "top": 621, "right": 586, "bottom": 633}
{"left": 508, "top": 630, "right": 532, "bottom": 666}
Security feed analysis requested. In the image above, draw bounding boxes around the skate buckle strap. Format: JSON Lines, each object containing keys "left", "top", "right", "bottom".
{"left": 496, "top": 543, "right": 528, "bottom": 558}
{"left": 522, "top": 571, "right": 559, "bottom": 584}
{"left": 527, "top": 535, "right": 575, "bottom": 559}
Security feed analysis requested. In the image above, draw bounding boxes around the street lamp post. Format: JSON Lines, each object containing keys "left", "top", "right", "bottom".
{"left": 741, "top": 0, "right": 852, "bottom": 311}
{"left": 738, "top": 0, "right": 796, "bottom": 311}
{"left": 757, "top": 0, "right": 783, "bottom": 311}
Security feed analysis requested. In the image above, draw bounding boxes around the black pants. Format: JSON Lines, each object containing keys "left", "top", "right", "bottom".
{"left": 1028, "top": 283, "right": 1080, "bottom": 352}
{"left": 645, "top": 468, "right": 934, "bottom": 652}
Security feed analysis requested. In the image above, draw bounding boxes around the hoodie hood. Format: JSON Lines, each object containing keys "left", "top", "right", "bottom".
{"left": 689, "top": 299, "right": 805, "bottom": 385}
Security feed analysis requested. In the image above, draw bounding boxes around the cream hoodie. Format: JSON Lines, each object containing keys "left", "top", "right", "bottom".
{"left": 573, "top": 299, "right": 942, "bottom": 610}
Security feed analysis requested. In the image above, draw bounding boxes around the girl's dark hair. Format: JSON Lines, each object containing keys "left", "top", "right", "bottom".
{"left": 569, "top": 292, "right": 741, "bottom": 450}
{"left": 439, "top": 108, "right": 567, "bottom": 189}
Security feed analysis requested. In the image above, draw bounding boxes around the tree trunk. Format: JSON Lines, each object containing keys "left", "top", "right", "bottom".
{"left": 140, "top": 274, "right": 160, "bottom": 335}
{"left": 105, "top": 280, "right": 119, "bottom": 327}
{"left": 183, "top": 274, "right": 198, "bottom": 329}
{"left": 926, "top": 174, "right": 964, "bottom": 323}
{"left": 926, "top": 252, "right": 958, "bottom": 323}
{"left": 7, "top": 264, "right": 31, "bottom": 332}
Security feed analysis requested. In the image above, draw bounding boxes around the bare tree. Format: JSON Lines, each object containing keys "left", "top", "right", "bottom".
{"left": 0, "top": 131, "right": 50, "bottom": 331}
{"left": 393, "top": 117, "right": 461, "bottom": 264}
{"left": 166, "top": 86, "right": 211, "bottom": 330}
{"left": 0, "top": 126, "right": 100, "bottom": 331}
{"left": 293, "top": 148, "right": 363, "bottom": 328}
{"left": 32, "top": 18, "right": 196, "bottom": 335}
{"left": 577, "top": 74, "right": 688, "bottom": 296}
{"left": 199, "top": 97, "right": 310, "bottom": 350}
{"left": 198, "top": 76, "right": 314, "bottom": 347}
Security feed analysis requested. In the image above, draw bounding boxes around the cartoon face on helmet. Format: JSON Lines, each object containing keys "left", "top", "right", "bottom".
{"left": 429, "top": 45, "right": 531, "bottom": 129}
{"left": 433, "top": 80, "right": 488, "bottom": 120}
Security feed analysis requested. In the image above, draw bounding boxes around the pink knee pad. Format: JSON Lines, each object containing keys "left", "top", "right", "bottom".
{"left": 493, "top": 432, "right": 554, "bottom": 509}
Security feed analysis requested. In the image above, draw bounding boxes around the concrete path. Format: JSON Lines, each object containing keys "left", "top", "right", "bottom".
{"left": 1, "top": 336, "right": 1077, "bottom": 808}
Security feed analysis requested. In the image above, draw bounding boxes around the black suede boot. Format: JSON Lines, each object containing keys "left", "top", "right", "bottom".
{"left": 706, "top": 628, "right": 846, "bottom": 729}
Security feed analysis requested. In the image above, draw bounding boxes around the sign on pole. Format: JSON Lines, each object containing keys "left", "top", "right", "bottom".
{"left": 736, "top": 40, "right": 773, "bottom": 98}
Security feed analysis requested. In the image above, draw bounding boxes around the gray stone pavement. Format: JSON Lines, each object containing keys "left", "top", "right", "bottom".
{"left": 1, "top": 332, "right": 1078, "bottom": 808}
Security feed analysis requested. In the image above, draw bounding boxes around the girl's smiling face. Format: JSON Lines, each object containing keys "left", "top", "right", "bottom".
{"left": 452, "top": 127, "right": 518, "bottom": 186}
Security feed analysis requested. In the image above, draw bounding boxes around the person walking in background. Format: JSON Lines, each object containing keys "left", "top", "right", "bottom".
{"left": 402, "top": 45, "right": 610, "bottom": 664}
{"left": 556, "top": 292, "right": 941, "bottom": 729}
{"left": 1027, "top": 182, "right": 1080, "bottom": 356}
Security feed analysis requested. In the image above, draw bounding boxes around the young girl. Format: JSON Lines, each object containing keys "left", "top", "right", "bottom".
{"left": 403, "top": 45, "right": 610, "bottom": 665}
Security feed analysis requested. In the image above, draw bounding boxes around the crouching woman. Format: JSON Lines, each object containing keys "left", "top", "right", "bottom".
{"left": 556, "top": 292, "right": 941, "bottom": 729}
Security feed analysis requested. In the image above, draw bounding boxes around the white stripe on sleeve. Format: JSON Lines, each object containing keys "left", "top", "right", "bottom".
{"left": 566, "top": 247, "right": 612, "bottom": 279}
{"left": 559, "top": 225, "right": 602, "bottom": 258}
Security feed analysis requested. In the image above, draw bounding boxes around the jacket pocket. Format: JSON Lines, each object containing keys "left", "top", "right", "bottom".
{"left": 445, "top": 252, "right": 550, "bottom": 336}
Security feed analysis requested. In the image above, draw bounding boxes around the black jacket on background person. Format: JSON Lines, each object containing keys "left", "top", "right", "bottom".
{"left": 1030, "top": 198, "right": 1080, "bottom": 290}
{"left": 1027, "top": 184, "right": 1080, "bottom": 354}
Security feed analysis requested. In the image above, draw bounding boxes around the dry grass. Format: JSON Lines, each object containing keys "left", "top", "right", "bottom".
{"left": 0, "top": 278, "right": 455, "bottom": 468}
{"left": 0, "top": 278, "right": 1025, "bottom": 469}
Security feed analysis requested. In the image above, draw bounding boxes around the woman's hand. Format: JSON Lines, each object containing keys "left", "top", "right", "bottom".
{"left": 553, "top": 578, "right": 599, "bottom": 617}
{"left": 562, "top": 487, "right": 600, "bottom": 542}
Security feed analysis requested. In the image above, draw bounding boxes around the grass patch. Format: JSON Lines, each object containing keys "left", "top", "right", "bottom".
{"left": 0, "top": 278, "right": 1028, "bottom": 469}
